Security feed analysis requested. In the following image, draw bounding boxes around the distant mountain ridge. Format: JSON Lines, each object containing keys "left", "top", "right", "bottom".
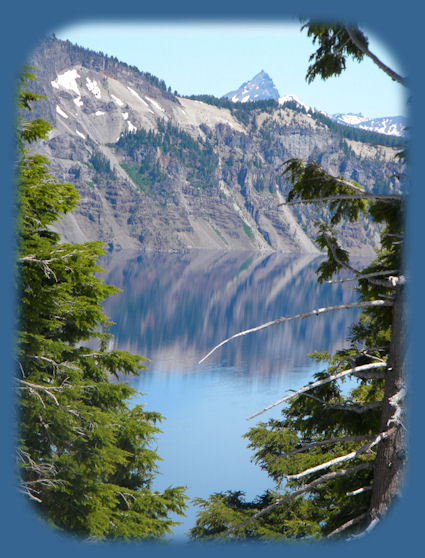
{"left": 223, "top": 71, "right": 406, "bottom": 137}
{"left": 331, "top": 113, "right": 406, "bottom": 137}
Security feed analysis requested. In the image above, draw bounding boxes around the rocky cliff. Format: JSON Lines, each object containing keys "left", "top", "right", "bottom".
{"left": 24, "top": 36, "right": 406, "bottom": 254}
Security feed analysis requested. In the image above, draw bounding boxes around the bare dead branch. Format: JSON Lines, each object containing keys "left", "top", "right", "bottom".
{"left": 348, "top": 517, "right": 379, "bottom": 540}
{"left": 344, "top": 26, "right": 407, "bottom": 86}
{"left": 325, "top": 269, "right": 399, "bottom": 285}
{"left": 18, "top": 379, "right": 60, "bottom": 406}
{"left": 278, "top": 193, "right": 402, "bottom": 206}
{"left": 247, "top": 362, "right": 386, "bottom": 420}
{"left": 199, "top": 300, "right": 392, "bottom": 365}
{"left": 323, "top": 233, "right": 395, "bottom": 288}
{"left": 285, "top": 427, "right": 395, "bottom": 481}
{"left": 346, "top": 486, "right": 372, "bottom": 497}
{"left": 326, "top": 513, "right": 369, "bottom": 538}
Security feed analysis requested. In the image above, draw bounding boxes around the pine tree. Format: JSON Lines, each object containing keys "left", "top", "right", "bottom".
{"left": 15, "top": 71, "right": 186, "bottom": 540}
{"left": 190, "top": 23, "right": 406, "bottom": 541}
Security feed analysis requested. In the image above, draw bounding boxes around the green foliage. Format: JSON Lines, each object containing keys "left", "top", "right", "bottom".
{"left": 301, "top": 22, "right": 367, "bottom": 83}
{"left": 16, "top": 72, "right": 187, "bottom": 539}
{"left": 191, "top": 491, "right": 322, "bottom": 541}
{"left": 282, "top": 158, "right": 368, "bottom": 225}
{"left": 89, "top": 150, "right": 116, "bottom": 178}
{"left": 116, "top": 119, "right": 218, "bottom": 191}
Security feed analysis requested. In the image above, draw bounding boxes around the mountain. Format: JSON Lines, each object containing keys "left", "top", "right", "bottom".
{"left": 223, "top": 71, "right": 406, "bottom": 137}
{"left": 24, "top": 36, "right": 405, "bottom": 254}
{"left": 223, "top": 70, "right": 280, "bottom": 103}
{"left": 331, "top": 112, "right": 407, "bottom": 137}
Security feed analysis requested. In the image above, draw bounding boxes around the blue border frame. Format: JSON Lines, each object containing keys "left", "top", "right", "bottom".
{"left": 2, "top": 1, "right": 421, "bottom": 557}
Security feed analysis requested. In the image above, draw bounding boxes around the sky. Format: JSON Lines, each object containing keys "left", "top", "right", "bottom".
{"left": 54, "top": 20, "right": 407, "bottom": 119}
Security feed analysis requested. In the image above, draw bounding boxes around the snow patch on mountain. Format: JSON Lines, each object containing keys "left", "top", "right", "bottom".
{"left": 86, "top": 77, "right": 101, "bottom": 99}
{"left": 332, "top": 112, "right": 406, "bottom": 136}
{"left": 56, "top": 105, "right": 68, "bottom": 119}
{"left": 111, "top": 94, "right": 124, "bottom": 106}
{"left": 146, "top": 96, "right": 165, "bottom": 112}
{"left": 278, "top": 94, "right": 310, "bottom": 112}
{"left": 51, "top": 69, "right": 81, "bottom": 95}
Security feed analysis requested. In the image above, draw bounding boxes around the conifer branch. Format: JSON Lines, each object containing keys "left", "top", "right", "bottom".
{"left": 271, "top": 434, "right": 376, "bottom": 461}
{"left": 322, "top": 233, "right": 395, "bottom": 287}
{"left": 198, "top": 300, "right": 392, "bottom": 365}
{"left": 284, "top": 428, "right": 394, "bottom": 481}
{"left": 219, "top": 462, "right": 373, "bottom": 539}
{"left": 246, "top": 362, "right": 386, "bottom": 420}
{"left": 299, "top": 391, "right": 383, "bottom": 414}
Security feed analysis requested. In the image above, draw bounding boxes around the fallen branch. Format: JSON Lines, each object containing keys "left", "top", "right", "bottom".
{"left": 247, "top": 362, "right": 386, "bottom": 420}
{"left": 199, "top": 300, "right": 392, "bottom": 365}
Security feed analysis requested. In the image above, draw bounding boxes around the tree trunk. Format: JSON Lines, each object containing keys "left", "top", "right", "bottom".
{"left": 368, "top": 284, "right": 406, "bottom": 523}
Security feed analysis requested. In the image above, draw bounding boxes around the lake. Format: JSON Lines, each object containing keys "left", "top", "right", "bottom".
{"left": 100, "top": 249, "right": 361, "bottom": 541}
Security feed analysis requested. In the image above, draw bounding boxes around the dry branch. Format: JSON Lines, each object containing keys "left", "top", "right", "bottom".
{"left": 278, "top": 193, "right": 402, "bottom": 206}
{"left": 325, "top": 269, "right": 399, "bottom": 285}
{"left": 199, "top": 300, "right": 392, "bottom": 365}
{"left": 247, "top": 362, "right": 386, "bottom": 420}
{"left": 322, "top": 233, "right": 395, "bottom": 288}
{"left": 344, "top": 26, "right": 407, "bottom": 86}
{"left": 346, "top": 486, "right": 372, "bottom": 497}
{"left": 285, "top": 429, "right": 393, "bottom": 481}
{"left": 326, "top": 513, "right": 369, "bottom": 538}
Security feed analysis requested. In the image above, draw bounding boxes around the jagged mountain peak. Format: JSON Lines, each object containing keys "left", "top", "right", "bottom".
{"left": 223, "top": 70, "right": 280, "bottom": 103}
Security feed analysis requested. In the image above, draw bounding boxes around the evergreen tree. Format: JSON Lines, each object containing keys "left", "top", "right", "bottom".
{"left": 190, "top": 23, "right": 406, "bottom": 541}
{"left": 16, "top": 71, "right": 186, "bottom": 539}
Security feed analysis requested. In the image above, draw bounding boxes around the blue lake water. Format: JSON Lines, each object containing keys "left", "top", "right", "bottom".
{"left": 100, "top": 249, "right": 362, "bottom": 541}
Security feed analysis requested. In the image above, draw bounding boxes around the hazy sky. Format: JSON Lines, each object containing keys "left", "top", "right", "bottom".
{"left": 55, "top": 20, "right": 407, "bottom": 118}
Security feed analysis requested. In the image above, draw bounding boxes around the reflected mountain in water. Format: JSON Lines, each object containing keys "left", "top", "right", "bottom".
{"left": 101, "top": 250, "right": 361, "bottom": 378}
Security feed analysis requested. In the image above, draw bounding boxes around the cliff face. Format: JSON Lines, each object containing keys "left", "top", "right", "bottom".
{"left": 25, "top": 36, "right": 405, "bottom": 254}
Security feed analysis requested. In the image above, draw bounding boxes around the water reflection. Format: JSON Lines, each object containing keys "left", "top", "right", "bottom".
{"left": 101, "top": 249, "right": 360, "bottom": 378}
{"left": 99, "top": 249, "right": 365, "bottom": 539}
